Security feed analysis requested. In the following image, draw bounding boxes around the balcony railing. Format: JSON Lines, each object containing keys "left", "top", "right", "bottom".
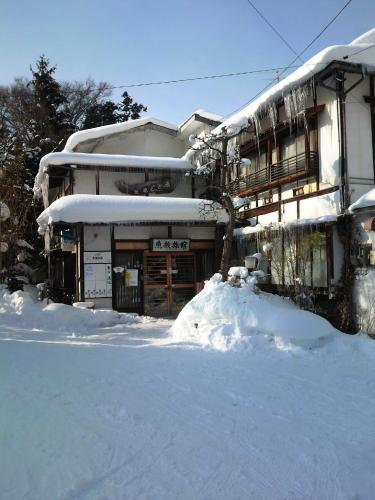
{"left": 227, "top": 151, "right": 319, "bottom": 196}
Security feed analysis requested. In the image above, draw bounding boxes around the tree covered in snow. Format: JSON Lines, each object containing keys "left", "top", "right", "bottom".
{"left": 189, "top": 127, "right": 246, "bottom": 279}
{"left": 0, "top": 56, "right": 147, "bottom": 282}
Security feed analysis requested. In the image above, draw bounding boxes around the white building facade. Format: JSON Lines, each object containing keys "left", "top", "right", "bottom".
{"left": 35, "top": 113, "right": 228, "bottom": 316}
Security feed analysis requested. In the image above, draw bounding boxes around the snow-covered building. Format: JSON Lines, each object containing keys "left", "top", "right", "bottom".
{"left": 34, "top": 113, "right": 228, "bottom": 315}
{"left": 188, "top": 28, "right": 375, "bottom": 331}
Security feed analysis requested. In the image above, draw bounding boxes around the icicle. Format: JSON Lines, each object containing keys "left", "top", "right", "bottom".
{"left": 253, "top": 112, "right": 262, "bottom": 152}
{"left": 268, "top": 102, "right": 278, "bottom": 144}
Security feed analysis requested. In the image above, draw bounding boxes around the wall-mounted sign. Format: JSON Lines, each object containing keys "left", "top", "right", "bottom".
{"left": 151, "top": 239, "right": 190, "bottom": 252}
{"left": 115, "top": 177, "right": 175, "bottom": 195}
{"left": 84, "top": 251, "right": 112, "bottom": 299}
{"left": 84, "top": 251, "right": 112, "bottom": 264}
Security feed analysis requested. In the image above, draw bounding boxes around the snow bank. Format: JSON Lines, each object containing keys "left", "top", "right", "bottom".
{"left": 0, "top": 288, "right": 138, "bottom": 334}
{"left": 170, "top": 275, "right": 339, "bottom": 351}
{"left": 36, "top": 194, "right": 228, "bottom": 233}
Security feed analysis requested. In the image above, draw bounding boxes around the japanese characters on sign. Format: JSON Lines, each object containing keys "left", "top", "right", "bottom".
{"left": 84, "top": 252, "right": 112, "bottom": 299}
{"left": 151, "top": 239, "right": 190, "bottom": 252}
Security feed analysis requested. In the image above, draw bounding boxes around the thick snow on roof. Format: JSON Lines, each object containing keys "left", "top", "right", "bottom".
{"left": 179, "top": 109, "right": 224, "bottom": 129}
{"left": 349, "top": 189, "right": 375, "bottom": 213}
{"left": 37, "top": 194, "right": 229, "bottom": 233}
{"left": 234, "top": 215, "right": 338, "bottom": 237}
{"left": 33, "top": 152, "right": 193, "bottom": 199}
{"left": 64, "top": 117, "right": 178, "bottom": 152}
{"left": 213, "top": 29, "right": 375, "bottom": 134}
{"left": 194, "top": 109, "right": 224, "bottom": 123}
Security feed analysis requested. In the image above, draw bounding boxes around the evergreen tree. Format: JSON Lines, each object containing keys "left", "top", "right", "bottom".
{"left": 82, "top": 90, "right": 147, "bottom": 128}
{"left": 82, "top": 100, "right": 118, "bottom": 128}
{"left": 0, "top": 56, "right": 148, "bottom": 282}
{"left": 116, "top": 91, "right": 147, "bottom": 122}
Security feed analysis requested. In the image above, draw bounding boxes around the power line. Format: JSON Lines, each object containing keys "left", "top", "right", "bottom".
{"left": 245, "top": 0, "right": 303, "bottom": 64}
{"left": 228, "top": 0, "right": 355, "bottom": 117}
{"left": 280, "top": 0, "right": 354, "bottom": 73}
{"left": 77, "top": 63, "right": 328, "bottom": 92}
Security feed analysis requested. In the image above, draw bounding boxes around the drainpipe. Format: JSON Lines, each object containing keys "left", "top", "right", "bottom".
{"left": 336, "top": 71, "right": 349, "bottom": 212}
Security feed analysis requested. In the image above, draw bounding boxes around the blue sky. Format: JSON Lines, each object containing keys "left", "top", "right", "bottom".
{"left": 1, "top": 0, "right": 375, "bottom": 124}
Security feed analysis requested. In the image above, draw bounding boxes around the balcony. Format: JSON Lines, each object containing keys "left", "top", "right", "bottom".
{"left": 227, "top": 151, "right": 319, "bottom": 196}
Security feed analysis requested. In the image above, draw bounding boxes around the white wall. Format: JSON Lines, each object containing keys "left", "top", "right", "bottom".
{"left": 114, "top": 224, "right": 216, "bottom": 240}
{"left": 86, "top": 126, "right": 186, "bottom": 158}
{"left": 299, "top": 190, "right": 340, "bottom": 219}
{"left": 84, "top": 226, "right": 111, "bottom": 251}
{"left": 346, "top": 76, "right": 375, "bottom": 204}
{"left": 73, "top": 170, "right": 96, "bottom": 195}
{"left": 317, "top": 86, "right": 340, "bottom": 188}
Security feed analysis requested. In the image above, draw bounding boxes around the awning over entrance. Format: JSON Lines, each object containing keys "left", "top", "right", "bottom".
{"left": 37, "top": 194, "right": 229, "bottom": 234}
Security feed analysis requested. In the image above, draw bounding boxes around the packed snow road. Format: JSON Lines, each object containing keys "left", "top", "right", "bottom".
{"left": 1, "top": 289, "right": 375, "bottom": 499}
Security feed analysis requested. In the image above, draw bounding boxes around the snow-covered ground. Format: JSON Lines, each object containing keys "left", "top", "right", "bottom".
{"left": 1, "top": 284, "right": 375, "bottom": 500}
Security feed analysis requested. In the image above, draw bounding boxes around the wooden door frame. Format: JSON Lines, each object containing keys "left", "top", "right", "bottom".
{"left": 143, "top": 252, "right": 196, "bottom": 316}
{"left": 113, "top": 249, "right": 144, "bottom": 314}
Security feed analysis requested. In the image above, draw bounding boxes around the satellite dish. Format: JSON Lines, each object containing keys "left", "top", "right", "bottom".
{"left": 0, "top": 241, "right": 8, "bottom": 253}
{"left": 0, "top": 202, "right": 10, "bottom": 222}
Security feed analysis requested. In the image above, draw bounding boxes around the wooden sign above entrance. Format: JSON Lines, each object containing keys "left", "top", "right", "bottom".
{"left": 151, "top": 239, "right": 190, "bottom": 252}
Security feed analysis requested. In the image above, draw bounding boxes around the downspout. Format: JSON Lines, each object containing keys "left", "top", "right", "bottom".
{"left": 336, "top": 70, "right": 349, "bottom": 212}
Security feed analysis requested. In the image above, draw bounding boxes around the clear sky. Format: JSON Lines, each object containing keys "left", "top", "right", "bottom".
{"left": 1, "top": 0, "right": 375, "bottom": 125}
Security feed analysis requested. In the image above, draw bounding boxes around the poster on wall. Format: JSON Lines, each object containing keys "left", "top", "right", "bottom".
{"left": 84, "top": 252, "right": 112, "bottom": 299}
{"left": 125, "top": 269, "right": 138, "bottom": 287}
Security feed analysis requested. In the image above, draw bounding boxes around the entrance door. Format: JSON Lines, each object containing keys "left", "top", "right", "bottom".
{"left": 113, "top": 251, "right": 143, "bottom": 313}
{"left": 144, "top": 252, "right": 196, "bottom": 316}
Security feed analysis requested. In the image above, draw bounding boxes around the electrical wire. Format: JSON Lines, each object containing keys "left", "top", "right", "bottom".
{"left": 228, "top": 0, "right": 355, "bottom": 117}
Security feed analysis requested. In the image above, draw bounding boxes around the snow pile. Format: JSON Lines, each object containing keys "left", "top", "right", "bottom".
{"left": 0, "top": 288, "right": 138, "bottom": 333}
{"left": 349, "top": 187, "right": 375, "bottom": 213}
{"left": 37, "top": 194, "right": 229, "bottom": 233}
{"left": 171, "top": 274, "right": 338, "bottom": 351}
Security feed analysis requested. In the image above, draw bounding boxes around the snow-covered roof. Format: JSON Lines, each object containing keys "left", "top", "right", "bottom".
{"left": 212, "top": 28, "right": 375, "bottom": 135}
{"left": 349, "top": 189, "right": 375, "bottom": 213}
{"left": 234, "top": 215, "right": 338, "bottom": 237}
{"left": 33, "top": 152, "right": 193, "bottom": 199}
{"left": 37, "top": 194, "right": 229, "bottom": 233}
{"left": 64, "top": 117, "right": 178, "bottom": 152}
{"left": 179, "top": 109, "right": 223, "bottom": 130}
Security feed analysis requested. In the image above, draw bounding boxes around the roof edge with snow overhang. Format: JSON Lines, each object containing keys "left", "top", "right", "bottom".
{"left": 64, "top": 117, "right": 179, "bottom": 153}
{"left": 36, "top": 194, "right": 229, "bottom": 234}
{"left": 349, "top": 188, "right": 375, "bottom": 213}
{"left": 233, "top": 215, "right": 338, "bottom": 237}
{"left": 33, "top": 152, "right": 194, "bottom": 200}
{"left": 185, "top": 29, "right": 375, "bottom": 148}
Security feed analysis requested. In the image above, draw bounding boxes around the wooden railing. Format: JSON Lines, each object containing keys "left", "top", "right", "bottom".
{"left": 227, "top": 151, "right": 319, "bottom": 195}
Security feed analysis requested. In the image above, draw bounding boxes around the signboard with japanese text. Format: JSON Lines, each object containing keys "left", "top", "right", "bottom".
{"left": 151, "top": 239, "right": 190, "bottom": 252}
{"left": 84, "top": 251, "right": 112, "bottom": 299}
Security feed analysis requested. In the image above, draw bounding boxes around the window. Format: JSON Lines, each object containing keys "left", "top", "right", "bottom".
{"left": 244, "top": 147, "right": 267, "bottom": 175}
{"left": 263, "top": 192, "right": 273, "bottom": 204}
{"left": 293, "top": 186, "right": 304, "bottom": 197}
{"left": 280, "top": 130, "right": 305, "bottom": 160}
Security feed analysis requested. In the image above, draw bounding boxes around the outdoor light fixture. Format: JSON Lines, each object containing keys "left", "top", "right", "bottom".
{"left": 244, "top": 255, "right": 257, "bottom": 270}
